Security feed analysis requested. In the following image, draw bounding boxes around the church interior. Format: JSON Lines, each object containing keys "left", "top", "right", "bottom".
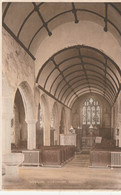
{"left": 2, "top": 2, "right": 121, "bottom": 190}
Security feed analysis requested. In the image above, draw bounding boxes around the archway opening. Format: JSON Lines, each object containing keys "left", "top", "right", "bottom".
{"left": 11, "top": 89, "right": 27, "bottom": 150}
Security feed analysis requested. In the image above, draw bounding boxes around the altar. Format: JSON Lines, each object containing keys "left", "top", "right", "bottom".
{"left": 82, "top": 136, "right": 96, "bottom": 149}
{"left": 81, "top": 124, "right": 100, "bottom": 150}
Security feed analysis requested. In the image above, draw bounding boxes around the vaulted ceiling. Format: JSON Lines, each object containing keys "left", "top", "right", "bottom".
{"left": 2, "top": 2, "right": 121, "bottom": 59}
{"left": 2, "top": 2, "right": 121, "bottom": 108}
{"left": 36, "top": 45, "right": 121, "bottom": 108}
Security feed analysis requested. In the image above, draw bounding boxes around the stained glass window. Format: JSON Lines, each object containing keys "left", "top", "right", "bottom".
{"left": 82, "top": 98, "right": 100, "bottom": 125}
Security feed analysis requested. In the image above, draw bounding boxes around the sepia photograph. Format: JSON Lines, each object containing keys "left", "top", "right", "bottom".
{"left": 1, "top": 0, "right": 121, "bottom": 192}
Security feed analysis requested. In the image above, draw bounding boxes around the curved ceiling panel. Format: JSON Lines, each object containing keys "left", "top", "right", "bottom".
{"left": 2, "top": 2, "right": 121, "bottom": 59}
{"left": 36, "top": 45, "right": 121, "bottom": 108}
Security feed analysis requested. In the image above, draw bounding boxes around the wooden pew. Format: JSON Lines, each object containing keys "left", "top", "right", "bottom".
{"left": 39, "top": 145, "right": 75, "bottom": 167}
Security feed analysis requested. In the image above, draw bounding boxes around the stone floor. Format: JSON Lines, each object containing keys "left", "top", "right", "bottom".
{"left": 2, "top": 153, "right": 121, "bottom": 190}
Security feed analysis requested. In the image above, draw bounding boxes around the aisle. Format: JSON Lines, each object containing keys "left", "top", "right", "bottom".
{"left": 65, "top": 153, "right": 90, "bottom": 168}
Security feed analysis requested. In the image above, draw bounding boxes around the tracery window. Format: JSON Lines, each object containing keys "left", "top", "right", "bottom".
{"left": 83, "top": 98, "right": 100, "bottom": 125}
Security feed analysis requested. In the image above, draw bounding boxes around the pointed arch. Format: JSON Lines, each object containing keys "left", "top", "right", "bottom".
{"left": 18, "top": 81, "right": 35, "bottom": 122}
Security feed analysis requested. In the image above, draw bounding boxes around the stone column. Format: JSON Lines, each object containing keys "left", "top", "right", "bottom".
{"left": 44, "top": 121, "right": 50, "bottom": 146}
{"left": 26, "top": 120, "right": 36, "bottom": 149}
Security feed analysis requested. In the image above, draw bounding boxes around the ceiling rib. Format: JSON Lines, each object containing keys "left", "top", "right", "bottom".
{"left": 36, "top": 45, "right": 121, "bottom": 107}
{"left": 69, "top": 90, "right": 113, "bottom": 108}
{"left": 3, "top": 3, "right": 121, "bottom": 60}
{"left": 44, "top": 67, "right": 56, "bottom": 89}
{"left": 67, "top": 87, "right": 113, "bottom": 107}
{"left": 2, "top": 2, "right": 11, "bottom": 22}
{"left": 54, "top": 66, "right": 118, "bottom": 101}
{"left": 76, "top": 82, "right": 114, "bottom": 97}
{"left": 44, "top": 56, "right": 79, "bottom": 90}
{"left": 51, "top": 57, "right": 79, "bottom": 99}
{"left": 109, "top": 3, "right": 121, "bottom": 16}
{"left": 59, "top": 73, "right": 115, "bottom": 104}
{"left": 103, "top": 57, "right": 107, "bottom": 96}
{"left": 58, "top": 76, "right": 116, "bottom": 99}
{"left": 17, "top": 9, "right": 35, "bottom": 38}
{"left": 32, "top": 2, "right": 52, "bottom": 36}
{"left": 2, "top": 22, "right": 36, "bottom": 60}
{"left": 54, "top": 70, "right": 84, "bottom": 98}
{"left": 17, "top": 3, "right": 44, "bottom": 38}
{"left": 38, "top": 84, "right": 71, "bottom": 109}
{"left": 70, "top": 77, "right": 115, "bottom": 97}
{"left": 57, "top": 75, "right": 85, "bottom": 100}
{"left": 78, "top": 46, "right": 91, "bottom": 93}
{"left": 55, "top": 58, "right": 119, "bottom": 98}
{"left": 64, "top": 82, "right": 114, "bottom": 105}
{"left": 104, "top": 3, "right": 108, "bottom": 32}
{"left": 28, "top": 3, "right": 121, "bottom": 50}
{"left": 72, "top": 3, "right": 79, "bottom": 23}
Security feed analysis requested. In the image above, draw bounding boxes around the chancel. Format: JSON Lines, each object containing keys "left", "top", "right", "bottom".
{"left": 2, "top": 2, "right": 121, "bottom": 190}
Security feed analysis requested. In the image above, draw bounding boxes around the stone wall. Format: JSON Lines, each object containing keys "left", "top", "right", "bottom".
{"left": 2, "top": 28, "right": 35, "bottom": 101}
{"left": 2, "top": 28, "right": 71, "bottom": 153}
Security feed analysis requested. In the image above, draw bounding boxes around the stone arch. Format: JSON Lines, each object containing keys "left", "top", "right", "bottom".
{"left": 41, "top": 94, "right": 50, "bottom": 145}
{"left": 12, "top": 88, "right": 28, "bottom": 150}
{"left": 18, "top": 81, "right": 34, "bottom": 122}
{"left": 13, "top": 81, "right": 36, "bottom": 149}
{"left": 2, "top": 74, "right": 13, "bottom": 154}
